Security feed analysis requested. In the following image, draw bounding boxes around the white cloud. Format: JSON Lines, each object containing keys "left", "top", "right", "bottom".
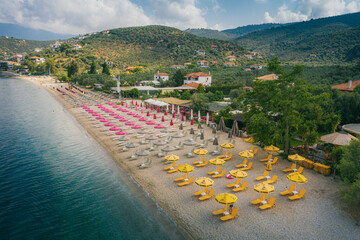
{"left": 264, "top": 0, "right": 360, "bottom": 23}
{"left": 150, "top": 0, "right": 208, "bottom": 29}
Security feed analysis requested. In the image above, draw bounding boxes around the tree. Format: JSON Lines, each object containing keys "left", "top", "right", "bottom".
{"left": 102, "top": 62, "right": 110, "bottom": 75}
{"left": 337, "top": 140, "right": 360, "bottom": 183}
{"left": 172, "top": 70, "right": 185, "bottom": 86}
{"left": 45, "top": 58, "right": 56, "bottom": 74}
{"left": 89, "top": 61, "right": 97, "bottom": 74}
{"left": 196, "top": 84, "right": 205, "bottom": 93}
{"left": 60, "top": 43, "right": 72, "bottom": 52}
{"left": 191, "top": 93, "right": 209, "bottom": 112}
{"left": 103, "top": 79, "right": 117, "bottom": 91}
{"left": 67, "top": 60, "right": 78, "bottom": 78}
{"left": 181, "top": 90, "right": 192, "bottom": 100}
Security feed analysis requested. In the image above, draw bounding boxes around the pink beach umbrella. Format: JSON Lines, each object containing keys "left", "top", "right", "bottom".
{"left": 110, "top": 113, "right": 118, "bottom": 116}
{"left": 131, "top": 125, "right": 142, "bottom": 129}
{"left": 164, "top": 110, "right": 168, "bottom": 116}
{"left": 133, "top": 114, "right": 141, "bottom": 118}
{"left": 104, "top": 122, "right": 114, "bottom": 126}
{"left": 117, "top": 108, "right": 123, "bottom": 111}
{"left": 157, "top": 107, "right": 160, "bottom": 113}
{"left": 141, "top": 109, "right": 144, "bottom": 114}
{"left": 181, "top": 114, "right": 185, "bottom": 121}
{"left": 132, "top": 100, "right": 134, "bottom": 104}
{"left": 154, "top": 114, "right": 157, "bottom": 120}
{"left": 126, "top": 103, "right": 128, "bottom": 108}
{"left": 100, "top": 119, "right": 109, "bottom": 122}
{"left": 92, "top": 113, "right": 100, "bottom": 116}
{"left": 112, "top": 105, "right": 119, "bottom": 108}
{"left": 151, "top": 105, "right": 154, "bottom": 110}
{"left": 136, "top": 106, "right": 138, "bottom": 111}
{"left": 106, "top": 102, "right": 111, "bottom": 105}
{"left": 95, "top": 104, "right": 102, "bottom": 107}
{"left": 154, "top": 124, "right": 165, "bottom": 129}
{"left": 81, "top": 104, "right": 87, "bottom": 107}
{"left": 146, "top": 121, "right": 156, "bottom": 125}
{"left": 119, "top": 118, "right": 129, "bottom": 122}
{"left": 172, "top": 112, "right": 176, "bottom": 118}
{"left": 125, "top": 122, "right": 135, "bottom": 126}
{"left": 139, "top": 117, "right": 148, "bottom": 121}
{"left": 127, "top": 112, "right": 135, "bottom": 115}
{"left": 131, "top": 105, "right": 133, "bottom": 109}
{"left": 121, "top": 102, "right": 124, "bottom": 106}
{"left": 161, "top": 116, "right": 165, "bottom": 122}
{"left": 170, "top": 119, "right": 173, "bottom": 126}
{"left": 115, "top": 131, "right": 127, "bottom": 135}
{"left": 122, "top": 109, "right": 129, "bottom": 112}
{"left": 114, "top": 115, "right": 123, "bottom": 119}
{"left": 141, "top": 103, "right": 143, "bottom": 107}
{"left": 96, "top": 116, "right": 105, "bottom": 119}
{"left": 145, "top": 104, "right": 148, "bottom": 109}
{"left": 147, "top": 111, "right": 150, "bottom": 117}
{"left": 191, "top": 119, "right": 194, "bottom": 125}
{"left": 109, "top": 127, "right": 121, "bottom": 131}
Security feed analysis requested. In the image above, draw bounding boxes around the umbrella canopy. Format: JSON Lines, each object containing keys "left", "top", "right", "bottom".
{"left": 171, "top": 133, "right": 184, "bottom": 138}
{"left": 109, "top": 127, "right": 121, "bottom": 131}
{"left": 117, "top": 135, "right": 130, "bottom": 141}
{"left": 217, "top": 117, "right": 226, "bottom": 131}
{"left": 183, "top": 139, "right": 197, "bottom": 146}
{"left": 135, "top": 149, "right": 150, "bottom": 156}
{"left": 264, "top": 145, "right": 280, "bottom": 152}
{"left": 139, "top": 117, "right": 148, "bottom": 121}
{"left": 254, "top": 183, "right": 275, "bottom": 193}
{"left": 170, "top": 119, "right": 174, "bottom": 126}
{"left": 114, "top": 115, "right": 123, "bottom": 119}
{"left": 209, "top": 158, "right": 225, "bottom": 165}
{"left": 231, "top": 120, "right": 240, "bottom": 137}
{"left": 178, "top": 164, "right": 194, "bottom": 173}
{"left": 125, "top": 122, "right": 135, "bottom": 126}
{"left": 195, "top": 177, "right": 214, "bottom": 187}
{"left": 287, "top": 172, "right": 308, "bottom": 183}
{"left": 146, "top": 121, "right": 156, "bottom": 125}
{"left": 115, "top": 131, "right": 127, "bottom": 135}
{"left": 131, "top": 125, "right": 142, "bottom": 129}
{"left": 145, "top": 135, "right": 158, "bottom": 141}
{"left": 212, "top": 127, "right": 217, "bottom": 134}
{"left": 288, "top": 154, "right": 305, "bottom": 162}
{"left": 100, "top": 119, "right": 109, "bottom": 122}
{"left": 220, "top": 142, "right": 235, "bottom": 149}
{"left": 104, "top": 122, "right": 114, "bottom": 126}
{"left": 164, "top": 154, "right": 180, "bottom": 161}
{"left": 215, "top": 193, "right": 238, "bottom": 205}
{"left": 200, "top": 132, "right": 204, "bottom": 140}
{"left": 161, "top": 145, "right": 176, "bottom": 152}
{"left": 154, "top": 124, "right": 165, "bottom": 129}
{"left": 320, "top": 131, "right": 358, "bottom": 146}
{"left": 229, "top": 169, "right": 248, "bottom": 178}
{"left": 194, "top": 148, "right": 208, "bottom": 155}
{"left": 238, "top": 150, "right": 254, "bottom": 158}
{"left": 190, "top": 128, "right": 195, "bottom": 135}
{"left": 126, "top": 142, "right": 140, "bottom": 148}
{"left": 153, "top": 140, "right": 167, "bottom": 146}
{"left": 119, "top": 118, "right": 129, "bottom": 122}
{"left": 213, "top": 138, "right": 219, "bottom": 146}
{"left": 133, "top": 114, "right": 141, "bottom": 118}
{"left": 245, "top": 137, "right": 255, "bottom": 143}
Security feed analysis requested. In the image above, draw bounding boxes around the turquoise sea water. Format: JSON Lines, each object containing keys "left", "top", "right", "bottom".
{"left": 0, "top": 77, "right": 186, "bottom": 240}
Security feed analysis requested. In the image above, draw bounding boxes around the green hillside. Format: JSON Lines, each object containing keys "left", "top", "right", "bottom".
{"left": 0, "top": 36, "right": 54, "bottom": 57}
{"left": 235, "top": 12, "right": 360, "bottom": 63}
{"left": 185, "top": 28, "right": 236, "bottom": 40}
{"left": 223, "top": 23, "right": 286, "bottom": 36}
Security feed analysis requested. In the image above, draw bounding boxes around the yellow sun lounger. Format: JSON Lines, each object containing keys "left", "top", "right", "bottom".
{"left": 256, "top": 171, "right": 269, "bottom": 181}
{"left": 192, "top": 156, "right": 205, "bottom": 165}
{"left": 167, "top": 164, "right": 180, "bottom": 173}
{"left": 208, "top": 166, "right": 222, "bottom": 175}
{"left": 178, "top": 176, "right": 194, "bottom": 187}
{"left": 289, "top": 189, "right": 305, "bottom": 200}
{"left": 280, "top": 184, "right": 295, "bottom": 196}
{"left": 196, "top": 159, "right": 209, "bottom": 167}
{"left": 226, "top": 178, "right": 241, "bottom": 188}
{"left": 296, "top": 167, "right": 304, "bottom": 174}
{"left": 259, "top": 197, "right": 275, "bottom": 210}
{"left": 260, "top": 154, "right": 272, "bottom": 162}
{"left": 222, "top": 153, "right": 233, "bottom": 161}
{"left": 232, "top": 181, "right": 247, "bottom": 192}
{"left": 236, "top": 159, "right": 248, "bottom": 168}
{"left": 251, "top": 193, "right": 267, "bottom": 205}
{"left": 217, "top": 151, "right": 229, "bottom": 159}
{"left": 174, "top": 173, "right": 189, "bottom": 182}
{"left": 263, "top": 175, "right": 277, "bottom": 184}
{"left": 220, "top": 207, "right": 238, "bottom": 221}
{"left": 194, "top": 186, "right": 209, "bottom": 196}
{"left": 212, "top": 169, "right": 226, "bottom": 178}
{"left": 239, "top": 162, "right": 252, "bottom": 171}
{"left": 212, "top": 206, "right": 226, "bottom": 215}
{"left": 283, "top": 163, "right": 295, "bottom": 172}
{"left": 164, "top": 161, "right": 176, "bottom": 170}
{"left": 199, "top": 188, "right": 214, "bottom": 201}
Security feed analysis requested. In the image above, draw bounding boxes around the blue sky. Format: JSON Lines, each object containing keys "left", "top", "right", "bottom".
{"left": 0, "top": 0, "right": 359, "bottom": 34}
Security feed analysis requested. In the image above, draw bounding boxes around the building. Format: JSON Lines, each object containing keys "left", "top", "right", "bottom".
{"left": 332, "top": 80, "right": 360, "bottom": 94}
{"left": 250, "top": 64, "right": 263, "bottom": 70}
{"left": 51, "top": 43, "right": 61, "bottom": 51}
{"left": 251, "top": 52, "right": 259, "bottom": 56}
{"left": 244, "top": 68, "right": 252, "bottom": 72}
{"left": 29, "top": 56, "right": 45, "bottom": 64}
{"left": 106, "top": 61, "right": 113, "bottom": 66}
{"left": 10, "top": 55, "right": 23, "bottom": 62}
{"left": 244, "top": 55, "right": 253, "bottom": 59}
{"left": 224, "top": 62, "right": 236, "bottom": 67}
{"left": 171, "top": 65, "right": 185, "bottom": 69}
{"left": 211, "top": 45, "right": 218, "bottom": 48}
{"left": 154, "top": 72, "right": 169, "bottom": 81}
{"left": 184, "top": 62, "right": 192, "bottom": 66}
{"left": 184, "top": 72, "right": 212, "bottom": 86}
{"left": 196, "top": 60, "right": 209, "bottom": 68}
{"left": 211, "top": 61, "right": 218, "bottom": 65}
{"left": 196, "top": 49, "right": 205, "bottom": 55}
{"left": 72, "top": 44, "right": 82, "bottom": 50}
{"left": 226, "top": 55, "right": 236, "bottom": 61}
{"left": 255, "top": 74, "right": 279, "bottom": 81}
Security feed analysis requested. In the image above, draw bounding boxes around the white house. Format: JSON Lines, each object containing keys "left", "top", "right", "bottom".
{"left": 196, "top": 60, "right": 209, "bottom": 68}
{"left": 224, "top": 62, "right": 236, "bottom": 67}
{"left": 72, "top": 44, "right": 82, "bottom": 50}
{"left": 226, "top": 55, "right": 236, "bottom": 61}
{"left": 51, "top": 43, "right": 61, "bottom": 51}
{"left": 29, "top": 56, "right": 45, "bottom": 64}
{"left": 184, "top": 72, "right": 212, "bottom": 86}
{"left": 196, "top": 49, "right": 205, "bottom": 55}
{"left": 154, "top": 72, "right": 169, "bottom": 81}
{"left": 250, "top": 64, "right": 263, "bottom": 70}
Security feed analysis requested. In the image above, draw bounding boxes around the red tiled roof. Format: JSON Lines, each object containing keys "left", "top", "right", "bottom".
{"left": 197, "top": 49, "right": 205, "bottom": 51}
{"left": 154, "top": 72, "right": 169, "bottom": 76}
{"left": 30, "top": 56, "right": 40, "bottom": 59}
{"left": 171, "top": 65, "right": 184, "bottom": 67}
{"left": 211, "top": 45, "right": 218, "bottom": 48}
{"left": 185, "top": 72, "right": 212, "bottom": 78}
{"left": 211, "top": 61, "right": 218, "bottom": 64}
{"left": 224, "top": 62, "right": 235, "bottom": 66}
{"left": 332, "top": 80, "right": 360, "bottom": 92}
{"left": 183, "top": 82, "right": 200, "bottom": 88}
{"left": 250, "top": 64, "right": 262, "bottom": 67}
{"left": 184, "top": 62, "right": 192, "bottom": 65}
{"left": 226, "top": 55, "right": 236, "bottom": 58}
{"left": 197, "top": 60, "right": 208, "bottom": 63}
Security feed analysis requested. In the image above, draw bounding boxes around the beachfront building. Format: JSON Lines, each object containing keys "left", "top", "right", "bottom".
{"left": 250, "top": 64, "right": 263, "bottom": 70}
{"left": 197, "top": 60, "right": 209, "bottom": 68}
{"left": 226, "top": 56, "right": 236, "bottom": 61}
{"left": 171, "top": 65, "right": 185, "bottom": 69}
{"left": 332, "top": 80, "right": 360, "bottom": 94}
{"left": 154, "top": 72, "right": 169, "bottom": 81}
{"left": 224, "top": 62, "right": 236, "bottom": 67}
{"left": 196, "top": 49, "right": 205, "bottom": 55}
{"left": 184, "top": 72, "right": 212, "bottom": 86}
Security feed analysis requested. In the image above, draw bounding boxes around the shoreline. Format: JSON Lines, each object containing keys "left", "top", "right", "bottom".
{"left": 10, "top": 75, "right": 360, "bottom": 240}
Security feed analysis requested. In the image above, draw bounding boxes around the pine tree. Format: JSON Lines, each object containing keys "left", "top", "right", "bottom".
{"left": 89, "top": 61, "right": 97, "bottom": 74}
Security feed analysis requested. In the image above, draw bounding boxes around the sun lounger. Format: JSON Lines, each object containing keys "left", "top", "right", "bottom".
{"left": 210, "top": 146, "right": 220, "bottom": 155}
{"left": 220, "top": 207, "right": 238, "bottom": 221}
{"left": 268, "top": 157, "right": 278, "bottom": 165}
{"left": 239, "top": 162, "right": 252, "bottom": 171}
{"left": 198, "top": 188, "right": 214, "bottom": 200}
{"left": 280, "top": 184, "right": 295, "bottom": 196}
{"left": 256, "top": 171, "right": 269, "bottom": 181}
{"left": 164, "top": 161, "right": 177, "bottom": 170}
{"left": 226, "top": 178, "right": 241, "bottom": 188}
{"left": 212, "top": 169, "right": 226, "bottom": 178}
{"left": 174, "top": 173, "right": 189, "bottom": 182}
{"left": 236, "top": 159, "right": 248, "bottom": 168}
{"left": 232, "top": 181, "right": 247, "bottom": 192}
{"left": 283, "top": 163, "right": 296, "bottom": 172}
{"left": 157, "top": 151, "right": 166, "bottom": 157}
{"left": 196, "top": 159, "right": 209, "bottom": 167}
{"left": 168, "top": 164, "right": 180, "bottom": 173}
{"left": 212, "top": 206, "right": 226, "bottom": 215}
{"left": 251, "top": 193, "right": 267, "bottom": 205}
{"left": 260, "top": 154, "right": 272, "bottom": 162}
{"left": 288, "top": 189, "right": 306, "bottom": 200}
{"left": 208, "top": 166, "right": 222, "bottom": 175}
{"left": 263, "top": 175, "right": 277, "bottom": 184}
{"left": 194, "top": 187, "right": 209, "bottom": 196}
{"left": 217, "top": 151, "right": 229, "bottom": 159}
{"left": 296, "top": 167, "right": 304, "bottom": 174}
{"left": 253, "top": 148, "right": 258, "bottom": 155}
{"left": 259, "top": 197, "right": 275, "bottom": 210}
{"left": 178, "top": 176, "right": 193, "bottom": 186}
{"left": 222, "top": 153, "right": 233, "bottom": 161}
{"left": 193, "top": 156, "right": 205, "bottom": 165}
{"left": 138, "top": 158, "right": 152, "bottom": 169}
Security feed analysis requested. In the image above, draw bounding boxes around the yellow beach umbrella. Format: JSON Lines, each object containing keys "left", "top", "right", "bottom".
{"left": 164, "top": 154, "right": 180, "bottom": 162}
{"left": 254, "top": 183, "right": 275, "bottom": 193}
{"left": 287, "top": 172, "right": 308, "bottom": 184}
{"left": 178, "top": 164, "right": 195, "bottom": 173}
{"left": 245, "top": 137, "right": 255, "bottom": 143}
{"left": 215, "top": 193, "right": 238, "bottom": 205}
{"left": 288, "top": 154, "right": 305, "bottom": 162}
{"left": 238, "top": 150, "right": 254, "bottom": 159}
{"left": 195, "top": 177, "right": 214, "bottom": 187}
{"left": 209, "top": 158, "right": 226, "bottom": 165}
{"left": 220, "top": 142, "right": 235, "bottom": 149}
{"left": 194, "top": 148, "right": 208, "bottom": 155}
{"left": 264, "top": 145, "right": 280, "bottom": 152}
{"left": 229, "top": 169, "right": 248, "bottom": 179}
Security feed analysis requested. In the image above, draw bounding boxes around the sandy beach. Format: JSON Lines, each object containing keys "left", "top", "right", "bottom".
{"left": 17, "top": 75, "right": 360, "bottom": 239}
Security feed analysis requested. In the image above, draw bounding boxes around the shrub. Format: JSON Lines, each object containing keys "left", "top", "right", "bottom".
{"left": 342, "top": 178, "right": 360, "bottom": 208}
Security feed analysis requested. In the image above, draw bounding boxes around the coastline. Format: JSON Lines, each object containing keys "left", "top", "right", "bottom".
{"left": 12, "top": 75, "right": 360, "bottom": 240}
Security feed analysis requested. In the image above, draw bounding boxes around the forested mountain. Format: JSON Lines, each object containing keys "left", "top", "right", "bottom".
{"left": 0, "top": 36, "right": 54, "bottom": 56}
{"left": 223, "top": 23, "right": 286, "bottom": 36}
{"left": 235, "top": 12, "right": 360, "bottom": 63}
{"left": 0, "top": 23, "right": 73, "bottom": 41}
{"left": 184, "top": 28, "right": 235, "bottom": 40}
